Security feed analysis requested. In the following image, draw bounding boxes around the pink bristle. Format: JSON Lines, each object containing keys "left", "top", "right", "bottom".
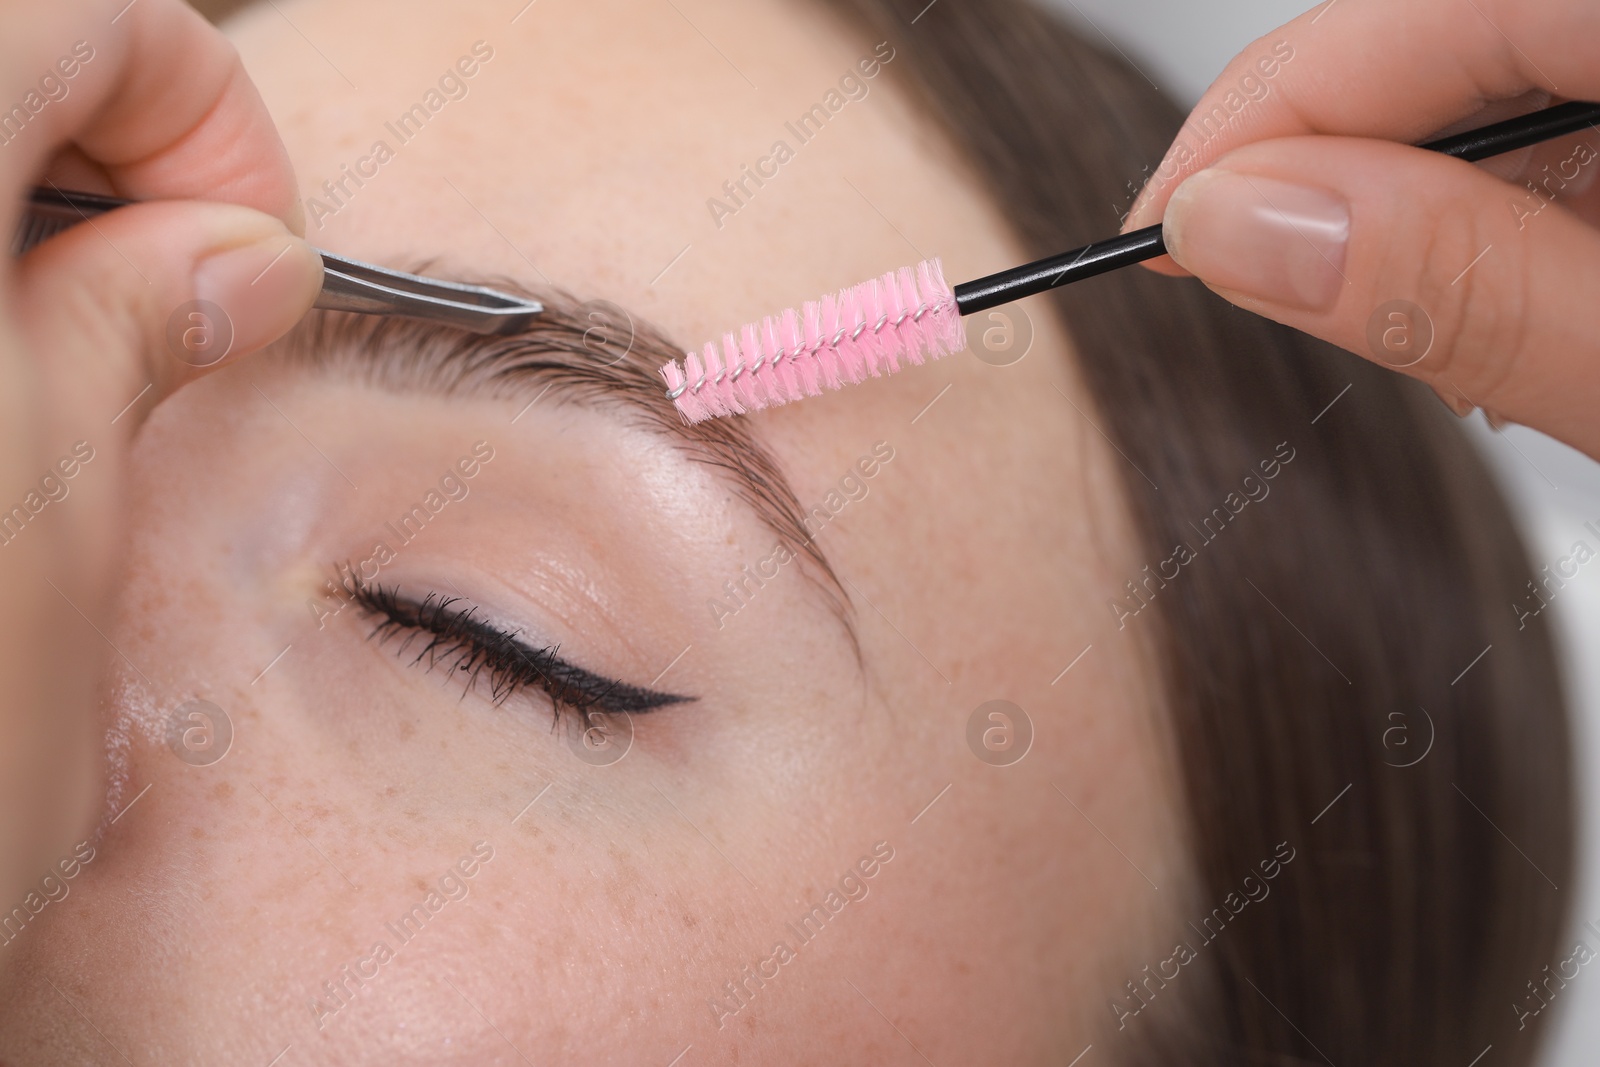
{"left": 846, "top": 288, "right": 876, "bottom": 382}
{"left": 934, "top": 261, "right": 964, "bottom": 352}
{"left": 913, "top": 269, "right": 940, "bottom": 359}
{"left": 780, "top": 308, "right": 819, "bottom": 398}
{"left": 762, "top": 316, "right": 800, "bottom": 403}
{"left": 724, "top": 333, "right": 759, "bottom": 413}
{"left": 894, "top": 267, "right": 926, "bottom": 365}
{"left": 796, "top": 352, "right": 822, "bottom": 399}
{"left": 752, "top": 316, "right": 778, "bottom": 403}
{"left": 910, "top": 262, "right": 940, "bottom": 358}
{"left": 876, "top": 273, "right": 902, "bottom": 374}
{"left": 699, "top": 343, "right": 731, "bottom": 418}
{"left": 888, "top": 268, "right": 917, "bottom": 372}
{"left": 710, "top": 340, "right": 744, "bottom": 416}
{"left": 826, "top": 286, "right": 859, "bottom": 382}
{"left": 662, "top": 256, "right": 966, "bottom": 424}
{"left": 775, "top": 308, "right": 798, "bottom": 387}
{"left": 679, "top": 349, "right": 709, "bottom": 423}
{"left": 707, "top": 337, "right": 732, "bottom": 415}
{"left": 738, "top": 323, "right": 771, "bottom": 410}
{"left": 876, "top": 270, "right": 902, "bottom": 369}
{"left": 916, "top": 259, "right": 961, "bottom": 356}
{"left": 873, "top": 270, "right": 904, "bottom": 375}
{"left": 851, "top": 278, "right": 883, "bottom": 378}
{"left": 721, "top": 344, "right": 749, "bottom": 416}
{"left": 895, "top": 270, "right": 918, "bottom": 353}
{"left": 660, "top": 359, "right": 692, "bottom": 421}
{"left": 802, "top": 300, "right": 837, "bottom": 391}
{"left": 819, "top": 292, "right": 859, "bottom": 385}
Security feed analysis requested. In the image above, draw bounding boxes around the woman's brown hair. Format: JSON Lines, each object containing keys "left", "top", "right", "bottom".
{"left": 815, "top": 0, "right": 1575, "bottom": 1062}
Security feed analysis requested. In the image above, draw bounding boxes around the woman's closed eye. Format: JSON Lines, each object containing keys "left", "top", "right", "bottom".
{"left": 348, "top": 580, "right": 694, "bottom": 721}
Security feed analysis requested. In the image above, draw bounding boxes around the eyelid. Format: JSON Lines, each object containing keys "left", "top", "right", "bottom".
{"left": 349, "top": 580, "right": 694, "bottom": 718}
{"left": 278, "top": 305, "right": 850, "bottom": 640}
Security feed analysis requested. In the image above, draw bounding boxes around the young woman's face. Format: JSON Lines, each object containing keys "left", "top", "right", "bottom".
{"left": 0, "top": 1, "right": 1183, "bottom": 1062}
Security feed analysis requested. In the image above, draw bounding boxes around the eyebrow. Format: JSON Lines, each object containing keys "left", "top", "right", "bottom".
{"left": 267, "top": 278, "right": 854, "bottom": 635}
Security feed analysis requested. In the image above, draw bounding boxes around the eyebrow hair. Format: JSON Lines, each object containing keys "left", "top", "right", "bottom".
{"left": 267, "top": 277, "right": 854, "bottom": 637}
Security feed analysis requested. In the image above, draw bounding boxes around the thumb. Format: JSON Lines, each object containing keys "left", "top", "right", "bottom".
{"left": 15, "top": 199, "right": 322, "bottom": 428}
{"left": 1160, "top": 135, "right": 1600, "bottom": 458}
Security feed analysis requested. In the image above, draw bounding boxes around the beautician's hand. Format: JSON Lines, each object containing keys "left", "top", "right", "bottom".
{"left": 1124, "top": 0, "right": 1600, "bottom": 459}
{"left": 0, "top": 0, "right": 319, "bottom": 908}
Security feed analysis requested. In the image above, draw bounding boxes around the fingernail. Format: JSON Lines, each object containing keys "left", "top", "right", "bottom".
{"left": 193, "top": 237, "right": 322, "bottom": 358}
{"left": 1483, "top": 408, "right": 1514, "bottom": 432}
{"left": 1430, "top": 383, "right": 1476, "bottom": 419}
{"left": 1164, "top": 170, "right": 1350, "bottom": 311}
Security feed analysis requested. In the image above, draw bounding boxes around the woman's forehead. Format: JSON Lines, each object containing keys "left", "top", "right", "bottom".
{"left": 227, "top": 0, "right": 986, "bottom": 373}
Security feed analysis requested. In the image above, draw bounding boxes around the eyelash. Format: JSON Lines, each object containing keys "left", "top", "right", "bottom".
{"left": 348, "top": 579, "right": 689, "bottom": 721}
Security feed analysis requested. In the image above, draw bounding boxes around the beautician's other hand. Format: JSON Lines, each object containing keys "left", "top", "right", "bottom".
{"left": 0, "top": 0, "right": 319, "bottom": 909}
{"left": 1123, "top": 0, "right": 1600, "bottom": 459}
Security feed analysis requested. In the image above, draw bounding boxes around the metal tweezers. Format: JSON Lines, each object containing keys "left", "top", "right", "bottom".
{"left": 15, "top": 186, "right": 543, "bottom": 335}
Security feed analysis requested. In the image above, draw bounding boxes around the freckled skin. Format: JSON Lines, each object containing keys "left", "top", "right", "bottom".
{"left": 0, "top": 1, "right": 1186, "bottom": 1064}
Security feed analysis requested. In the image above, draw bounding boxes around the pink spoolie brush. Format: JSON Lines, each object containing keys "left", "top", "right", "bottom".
{"left": 660, "top": 259, "right": 966, "bottom": 425}
{"left": 657, "top": 101, "right": 1600, "bottom": 424}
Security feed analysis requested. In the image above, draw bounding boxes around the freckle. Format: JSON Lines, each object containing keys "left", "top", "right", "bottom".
{"left": 413, "top": 876, "right": 428, "bottom": 895}
{"left": 211, "top": 781, "right": 234, "bottom": 802}
{"left": 680, "top": 911, "right": 697, "bottom": 929}
{"left": 398, "top": 720, "right": 416, "bottom": 741}
{"left": 190, "top": 824, "right": 206, "bottom": 840}
{"left": 383, "top": 786, "right": 400, "bottom": 798}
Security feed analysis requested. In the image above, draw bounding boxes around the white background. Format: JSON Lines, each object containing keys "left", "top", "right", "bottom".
{"left": 1036, "top": 0, "right": 1600, "bottom": 1060}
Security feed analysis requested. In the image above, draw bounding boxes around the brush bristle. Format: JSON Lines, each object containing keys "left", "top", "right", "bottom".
{"left": 660, "top": 257, "right": 965, "bottom": 424}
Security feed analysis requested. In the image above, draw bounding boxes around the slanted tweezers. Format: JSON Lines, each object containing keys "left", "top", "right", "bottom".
{"left": 16, "top": 186, "right": 542, "bottom": 335}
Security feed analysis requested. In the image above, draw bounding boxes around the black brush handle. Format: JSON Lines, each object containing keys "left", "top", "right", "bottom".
{"left": 953, "top": 99, "right": 1600, "bottom": 316}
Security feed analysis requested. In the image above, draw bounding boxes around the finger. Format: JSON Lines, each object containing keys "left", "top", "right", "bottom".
{"left": 1514, "top": 132, "right": 1600, "bottom": 226}
{"left": 14, "top": 199, "right": 322, "bottom": 436}
{"left": 0, "top": 194, "right": 315, "bottom": 890}
{"left": 0, "top": 0, "right": 302, "bottom": 232}
{"left": 37, "top": 143, "right": 117, "bottom": 195}
{"left": 1159, "top": 134, "right": 1600, "bottom": 456}
{"left": 1122, "top": 0, "right": 1600, "bottom": 247}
